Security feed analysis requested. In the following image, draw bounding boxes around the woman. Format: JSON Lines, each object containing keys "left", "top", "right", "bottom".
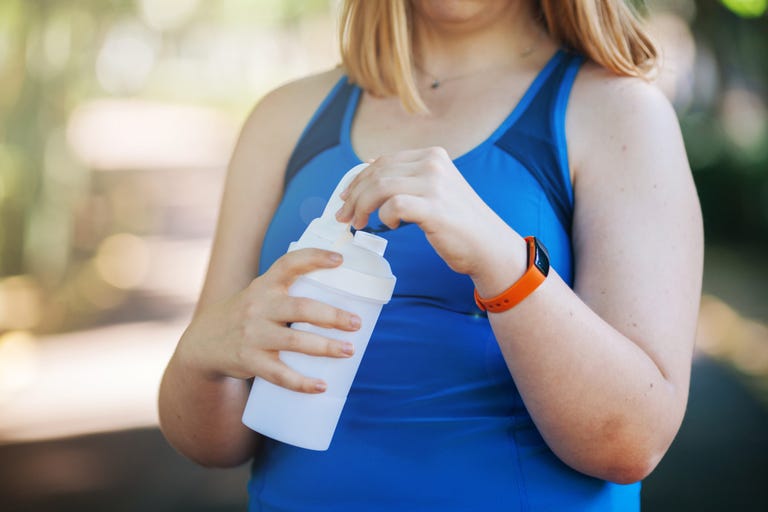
{"left": 159, "top": 0, "right": 703, "bottom": 510}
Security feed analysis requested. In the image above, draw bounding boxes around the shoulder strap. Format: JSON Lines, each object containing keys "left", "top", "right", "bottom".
{"left": 284, "top": 77, "right": 357, "bottom": 188}
{"left": 494, "top": 51, "right": 584, "bottom": 235}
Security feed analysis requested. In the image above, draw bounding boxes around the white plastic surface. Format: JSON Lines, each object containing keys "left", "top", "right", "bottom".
{"left": 242, "top": 276, "right": 384, "bottom": 450}
{"left": 243, "top": 382, "right": 344, "bottom": 451}
{"left": 353, "top": 230, "right": 388, "bottom": 256}
{"left": 288, "top": 239, "right": 395, "bottom": 303}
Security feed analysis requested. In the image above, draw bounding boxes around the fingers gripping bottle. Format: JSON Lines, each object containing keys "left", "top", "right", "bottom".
{"left": 242, "top": 163, "right": 396, "bottom": 451}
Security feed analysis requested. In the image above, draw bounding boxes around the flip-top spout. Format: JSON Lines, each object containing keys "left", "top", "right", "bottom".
{"left": 301, "top": 163, "right": 369, "bottom": 246}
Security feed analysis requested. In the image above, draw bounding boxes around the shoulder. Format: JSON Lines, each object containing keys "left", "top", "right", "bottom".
{"left": 564, "top": 61, "right": 699, "bottom": 255}
{"left": 224, "top": 66, "right": 346, "bottom": 193}
{"left": 237, "top": 66, "right": 346, "bottom": 161}
{"left": 566, "top": 61, "right": 682, "bottom": 184}
{"left": 251, "top": 66, "right": 346, "bottom": 122}
{"left": 192, "top": 67, "right": 347, "bottom": 309}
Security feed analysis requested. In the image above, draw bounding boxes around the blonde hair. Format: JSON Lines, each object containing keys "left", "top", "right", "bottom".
{"left": 339, "top": 0, "right": 658, "bottom": 113}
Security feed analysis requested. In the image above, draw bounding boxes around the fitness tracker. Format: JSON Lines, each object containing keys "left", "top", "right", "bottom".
{"left": 473, "top": 236, "right": 550, "bottom": 313}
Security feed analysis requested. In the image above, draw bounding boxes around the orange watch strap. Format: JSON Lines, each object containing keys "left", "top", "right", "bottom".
{"left": 474, "top": 237, "right": 547, "bottom": 313}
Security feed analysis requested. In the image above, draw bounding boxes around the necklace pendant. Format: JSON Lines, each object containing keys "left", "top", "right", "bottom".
{"left": 430, "top": 79, "right": 440, "bottom": 90}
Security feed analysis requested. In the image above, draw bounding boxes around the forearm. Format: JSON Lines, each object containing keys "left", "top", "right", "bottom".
{"left": 472, "top": 232, "right": 687, "bottom": 484}
{"left": 158, "top": 335, "right": 260, "bottom": 468}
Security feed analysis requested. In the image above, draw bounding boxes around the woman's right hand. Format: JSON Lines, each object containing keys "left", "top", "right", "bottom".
{"left": 177, "top": 248, "right": 361, "bottom": 393}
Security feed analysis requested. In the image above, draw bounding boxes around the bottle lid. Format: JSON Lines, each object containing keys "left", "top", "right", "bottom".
{"left": 301, "top": 265, "right": 395, "bottom": 303}
{"left": 353, "top": 230, "right": 387, "bottom": 256}
{"left": 287, "top": 163, "right": 396, "bottom": 303}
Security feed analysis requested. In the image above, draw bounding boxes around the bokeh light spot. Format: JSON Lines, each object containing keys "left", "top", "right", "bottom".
{"left": 95, "top": 20, "right": 157, "bottom": 95}
{"left": 0, "top": 276, "right": 43, "bottom": 331}
{"left": 94, "top": 233, "right": 150, "bottom": 289}
{"left": 0, "top": 331, "right": 40, "bottom": 403}
{"left": 721, "top": 87, "right": 767, "bottom": 153}
{"left": 137, "top": 0, "right": 200, "bottom": 32}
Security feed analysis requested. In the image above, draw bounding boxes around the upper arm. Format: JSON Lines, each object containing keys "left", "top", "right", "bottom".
{"left": 567, "top": 69, "right": 703, "bottom": 396}
{"left": 194, "top": 69, "right": 344, "bottom": 316}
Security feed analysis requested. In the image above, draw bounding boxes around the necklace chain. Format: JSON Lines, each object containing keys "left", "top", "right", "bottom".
{"left": 416, "top": 31, "right": 543, "bottom": 90}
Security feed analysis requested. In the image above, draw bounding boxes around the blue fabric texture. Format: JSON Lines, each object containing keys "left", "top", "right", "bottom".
{"left": 249, "top": 49, "right": 641, "bottom": 511}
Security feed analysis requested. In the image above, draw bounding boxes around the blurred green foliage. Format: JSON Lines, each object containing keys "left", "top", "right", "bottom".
{"left": 0, "top": 0, "right": 335, "bottom": 333}
{"left": 721, "top": 0, "right": 768, "bottom": 17}
{"left": 679, "top": 1, "right": 768, "bottom": 244}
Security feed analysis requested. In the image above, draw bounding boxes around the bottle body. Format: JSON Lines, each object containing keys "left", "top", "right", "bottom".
{"left": 242, "top": 275, "right": 385, "bottom": 450}
{"left": 242, "top": 163, "right": 395, "bottom": 451}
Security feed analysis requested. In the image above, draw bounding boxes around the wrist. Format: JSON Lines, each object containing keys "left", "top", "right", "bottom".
{"left": 473, "top": 236, "right": 550, "bottom": 313}
{"left": 469, "top": 228, "right": 528, "bottom": 298}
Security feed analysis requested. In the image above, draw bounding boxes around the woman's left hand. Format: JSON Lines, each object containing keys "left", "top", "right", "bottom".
{"left": 335, "top": 146, "right": 514, "bottom": 277}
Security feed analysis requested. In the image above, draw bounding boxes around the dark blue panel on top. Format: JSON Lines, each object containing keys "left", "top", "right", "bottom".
{"left": 495, "top": 52, "right": 577, "bottom": 235}
{"left": 283, "top": 79, "right": 356, "bottom": 189}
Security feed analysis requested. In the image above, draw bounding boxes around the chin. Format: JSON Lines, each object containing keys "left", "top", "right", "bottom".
{"left": 411, "top": 0, "right": 516, "bottom": 25}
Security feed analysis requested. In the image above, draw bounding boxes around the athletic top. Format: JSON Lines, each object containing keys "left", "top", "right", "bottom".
{"left": 249, "top": 49, "right": 641, "bottom": 511}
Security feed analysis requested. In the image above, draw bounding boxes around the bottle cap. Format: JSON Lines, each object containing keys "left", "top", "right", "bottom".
{"left": 289, "top": 163, "right": 396, "bottom": 303}
{"left": 353, "top": 230, "right": 387, "bottom": 256}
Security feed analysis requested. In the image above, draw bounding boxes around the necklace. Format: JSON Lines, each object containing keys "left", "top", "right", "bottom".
{"left": 417, "top": 31, "right": 543, "bottom": 90}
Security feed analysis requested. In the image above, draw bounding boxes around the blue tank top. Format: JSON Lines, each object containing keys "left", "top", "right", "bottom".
{"left": 249, "top": 49, "right": 641, "bottom": 511}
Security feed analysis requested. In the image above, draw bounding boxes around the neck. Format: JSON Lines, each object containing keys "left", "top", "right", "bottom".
{"left": 411, "top": 1, "right": 547, "bottom": 78}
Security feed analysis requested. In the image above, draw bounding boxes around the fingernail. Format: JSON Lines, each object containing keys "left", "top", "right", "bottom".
{"left": 328, "top": 252, "right": 342, "bottom": 263}
{"left": 339, "top": 188, "right": 349, "bottom": 199}
{"left": 350, "top": 315, "right": 361, "bottom": 329}
{"left": 342, "top": 342, "right": 355, "bottom": 356}
{"left": 314, "top": 382, "right": 327, "bottom": 392}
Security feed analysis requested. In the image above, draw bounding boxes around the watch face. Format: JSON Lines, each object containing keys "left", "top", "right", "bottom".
{"left": 532, "top": 238, "right": 550, "bottom": 276}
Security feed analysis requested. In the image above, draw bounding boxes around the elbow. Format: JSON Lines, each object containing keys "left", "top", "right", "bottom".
{"left": 562, "top": 417, "right": 675, "bottom": 484}
{"left": 556, "top": 438, "right": 667, "bottom": 485}
{"left": 589, "top": 403, "right": 683, "bottom": 484}
{"left": 158, "top": 414, "right": 257, "bottom": 469}
{"left": 601, "top": 452, "right": 661, "bottom": 485}
{"left": 592, "top": 430, "right": 672, "bottom": 485}
{"left": 157, "top": 405, "right": 257, "bottom": 469}
{"left": 567, "top": 441, "right": 665, "bottom": 484}
{"left": 159, "top": 422, "right": 256, "bottom": 469}
{"left": 186, "top": 447, "right": 254, "bottom": 469}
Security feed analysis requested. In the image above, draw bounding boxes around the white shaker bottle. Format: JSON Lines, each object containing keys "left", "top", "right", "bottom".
{"left": 242, "top": 163, "right": 396, "bottom": 451}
